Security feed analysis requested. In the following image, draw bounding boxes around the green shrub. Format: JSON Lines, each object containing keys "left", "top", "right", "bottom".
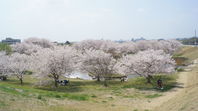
{"left": 37, "top": 95, "right": 42, "bottom": 99}
{"left": 91, "top": 94, "right": 97, "bottom": 98}
{"left": 176, "top": 68, "right": 184, "bottom": 72}
{"left": 145, "top": 93, "right": 162, "bottom": 98}
{"left": 0, "top": 43, "right": 12, "bottom": 54}
{"left": 55, "top": 94, "right": 61, "bottom": 98}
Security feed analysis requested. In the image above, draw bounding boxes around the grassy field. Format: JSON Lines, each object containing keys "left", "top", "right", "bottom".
{"left": 0, "top": 74, "right": 177, "bottom": 111}
{"left": 0, "top": 46, "right": 198, "bottom": 111}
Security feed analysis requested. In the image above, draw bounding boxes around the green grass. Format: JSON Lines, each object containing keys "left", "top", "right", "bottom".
{"left": 0, "top": 73, "right": 177, "bottom": 101}
{"left": 0, "top": 101, "right": 7, "bottom": 107}
{"left": 0, "top": 79, "right": 90, "bottom": 101}
{"left": 62, "top": 93, "right": 89, "bottom": 100}
{"left": 0, "top": 73, "right": 180, "bottom": 111}
{"left": 0, "top": 73, "right": 178, "bottom": 111}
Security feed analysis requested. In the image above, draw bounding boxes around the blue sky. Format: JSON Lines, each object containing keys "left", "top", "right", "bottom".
{"left": 0, "top": 0, "right": 198, "bottom": 42}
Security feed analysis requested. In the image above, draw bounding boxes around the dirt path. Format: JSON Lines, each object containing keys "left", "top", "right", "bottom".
{"left": 152, "top": 59, "right": 198, "bottom": 111}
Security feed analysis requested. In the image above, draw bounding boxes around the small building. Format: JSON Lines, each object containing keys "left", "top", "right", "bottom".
{"left": 1, "top": 38, "right": 21, "bottom": 44}
{"left": 131, "top": 37, "right": 146, "bottom": 42}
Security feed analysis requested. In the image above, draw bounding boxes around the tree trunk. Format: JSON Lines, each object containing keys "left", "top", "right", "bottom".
{"left": 96, "top": 76, "right": 100, "bottom": 82}
{"left": 19, "top": 78, "right": 23, "bottom": 85}
{"left": 54, "top": 79, "right": 58, "bottom": 87}
{"left": 104, "top": 79, "right": 108, "bottom": 87}
{"left": 52, "top": 74, "right": 59, "bottom": 88}
{"left": 146, "top": 75, "right": 153, "bottom": 84}
{"left": 146, "top": 77, "right": 151, "bottom": 83}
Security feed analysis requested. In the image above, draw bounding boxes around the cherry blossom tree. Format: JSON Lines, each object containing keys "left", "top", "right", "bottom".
{"left": 99, "top": 40, "right": 120, "bottom": 58}
{"left": 12, "top": 42, "right": 42, "bottom": 55}
{"left": 159, "top": 40, "right": 182, "bottom": 54}
{"left": 33, "top": 46, "right": 76, "bottom": 87}
{"left": 136, "top": 40, "right": 182, "bottom": 54}
{"left": 74, "top": 39, "right": 104, "bottom": 51}
{"left": 0, "top": 52, "right": 9, "bottom": 76}
{"left": 24, "top": 37, "right": 55, "bottom": 48}
{"left": 78, "top": 49, "right": 122, "bottom": 86}
{"left": 12, "top": 37, "right": 55, "bottom": 55}
{"left": 7, "top": 53, "right": 32, "bottom": 85}
{"left": 119, "top": 49, "right": 176, "bottom": 83}
{"left": 74, "top": 39, "right": 118, "bottom": 52}
{"left": 74, "top": 39, "right": 125, "bottom": 58}
{"left": 136, "top": 40, "right": 151, "bottom": 51}
{"left": 117, "top": 41, "right": 138, "bottom": 55}
{"left": 8, "top": 38, "right": 181, "bottom": 87}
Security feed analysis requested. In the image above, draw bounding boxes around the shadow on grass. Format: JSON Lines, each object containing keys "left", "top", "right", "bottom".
{"left": 3, "top": 79, "right": 32, "bottom": 86}
{"left": 36, "top": 80, "right": 125, "bottom": 93}
{"left": 33, "top": 74, "right": 179, "bottom": 93}
{"left": 122, "top": 74, "right": 180, "bottom": 92}
{"left": 37, "top": 85, "right": 84, "bottom": 93}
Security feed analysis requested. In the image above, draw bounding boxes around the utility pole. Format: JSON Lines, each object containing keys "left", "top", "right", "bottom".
{"left": 195, "top": 29, "right": 197, "bottom": 46}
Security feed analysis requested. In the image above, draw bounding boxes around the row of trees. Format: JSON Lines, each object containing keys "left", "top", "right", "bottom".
{"left": 0, "top": 38, "right": 182, "bottom": 87}
{"left": 74, "top": 39, "right": 181, "bottom": 55}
